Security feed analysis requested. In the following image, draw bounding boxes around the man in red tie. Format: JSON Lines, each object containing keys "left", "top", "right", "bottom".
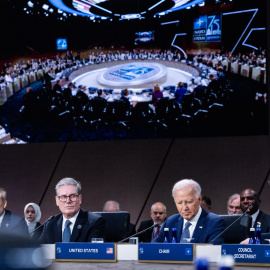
{"left": 137, "top": 202, "right": 167, "bottom": 242}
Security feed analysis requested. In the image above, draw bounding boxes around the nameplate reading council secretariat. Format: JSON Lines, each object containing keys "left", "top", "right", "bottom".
{"left": 138, "top": 243, "right": 194, "bottom": 263}
{"left": 222, "top": 244, "right": 270, "bottom": 266}
{"left": 55, "top": 243, "right": 116, "bottom": 262}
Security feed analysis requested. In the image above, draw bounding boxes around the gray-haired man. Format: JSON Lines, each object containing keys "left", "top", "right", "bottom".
{"left": 39, "top": 177, "right": 105, "bottom": 244}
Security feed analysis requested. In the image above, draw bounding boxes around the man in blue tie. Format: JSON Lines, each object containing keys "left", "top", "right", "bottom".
{"left": 39, "top": 178, "right": 105, "bottom": 244}
{"left": 153, "top": 179, "right": 225, "bottom": 244}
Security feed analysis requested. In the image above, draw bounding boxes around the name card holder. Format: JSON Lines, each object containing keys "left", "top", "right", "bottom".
{"left": 138, "top": 243, "right": 194, "bottom": 263}
{"left": 222, "top": 244, "right": 270, "bottom": 266}
{"left": 55, "top": 243, "right": 116, "bottom": 262}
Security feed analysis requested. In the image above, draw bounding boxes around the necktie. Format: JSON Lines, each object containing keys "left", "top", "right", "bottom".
{"left": 62, "top": 220, "right": 72, "bottom": 242}
{"left": 153, "top": 225, "right": 160, "bottom": 239}
{"left": 180, "top": 221, "right": 192, "bottom": 243}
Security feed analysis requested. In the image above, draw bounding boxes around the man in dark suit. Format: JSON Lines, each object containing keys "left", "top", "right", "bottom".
{"left": 240, "top": 188, "right": 270, "bottom": 233}
{"left": 153, "top": 179, "right": 226, "bottom": 244}
{"left": 137, "top": 202, "right": 167, "bottom": 242}
{"left": 39, "top": 178, "right": 105, "bottom": 244}
{"left": 0, "top": 188, "right": 28, "bottom": 237}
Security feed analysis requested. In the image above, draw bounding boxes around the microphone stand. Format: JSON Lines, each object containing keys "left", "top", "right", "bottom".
{"left": 210, "top": 205, "right": 253, "bottom": 244}
{"left": 28, "top": 216, "right": 54, "bottom": 237}
{"left": 118, "top": 224, "right": 158, "bottom": 244}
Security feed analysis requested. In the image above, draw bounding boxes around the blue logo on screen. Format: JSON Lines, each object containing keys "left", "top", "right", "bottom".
{"left": 109, "top": 65, "right": 154, "bottom": 80}
{"left": 57, "top": 39, "right": 67, "bottom": 50}
{"left": 222, "top": 249, "right": 226, "bottom": 254}
{"left": 56, "top": 247, "right": 61, "bottom": 253}
{"left": 194, "top": 15, "right": 207, "bottom": 30}
{"left": 139, "top": 248, "right": 144, "bottom": 254}
{"left": 265, "top": 250, "right": 270, "bottom": 257}
{"left": 185, "top": 248, "right": 192, "bottom": 255}
{"left": 193, "top": 14, "right": 221, "bottom": 42}
{"left": 206, "top": 15, "right": 221, "bottom": 41}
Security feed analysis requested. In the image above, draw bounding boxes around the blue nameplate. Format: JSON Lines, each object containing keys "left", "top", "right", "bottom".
{"left": 222, "top": 244, "right": 270, "bottom": 266}
{"left": 138, "top": 243, "right": 194, "bottom": 263}
{"left": 55, "top": 243, "right": 116, "bottom": 262}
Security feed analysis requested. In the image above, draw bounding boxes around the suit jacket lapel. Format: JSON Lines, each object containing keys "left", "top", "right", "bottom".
{"left": 70, "top": 210, "right": 84, "bottom": 242}
{"left": 192, "top": 210, "right": 207, "bottom": 243}
{"left": 56, "top": 216, "right": 63, "bottom": 242}
{"left": 176, "top": 216, "right": 184, "bottom": 242}
{"left": 1, "top": 210, "right": 11, "bottom": 231}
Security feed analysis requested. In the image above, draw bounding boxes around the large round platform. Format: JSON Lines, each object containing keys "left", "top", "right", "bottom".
{"left": 97, "top": 62, "right": 167, "bottom": 88}
{"left": 71, "top": 60, "right": 197, "bottom": 91}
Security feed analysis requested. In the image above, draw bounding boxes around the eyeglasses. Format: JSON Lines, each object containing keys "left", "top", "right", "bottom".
{"left": 57, "top": 194, "right": 79, "bottom": 202}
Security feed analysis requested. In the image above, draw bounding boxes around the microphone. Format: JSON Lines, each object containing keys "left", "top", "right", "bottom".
{"left": 118, "top": 223, "right": 158, "bottom": 244}
{"left": 28, "top": 215, "right": 55, "bottom": 237}
{"left": 210, "top": 205, "right": 253, "bottom": 244}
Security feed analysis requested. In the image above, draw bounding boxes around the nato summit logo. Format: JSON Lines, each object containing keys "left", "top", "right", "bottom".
{"left": 109, "top": 65, "right": 154, "bottom": 81}
{"left": 193, "top": 14, "right": 221, "bottom": 42}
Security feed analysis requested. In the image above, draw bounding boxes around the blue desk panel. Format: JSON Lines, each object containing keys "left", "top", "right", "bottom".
{"left": 222, "top": 244, "right": 270, "bottom": 266}
{"left": 138, "top": 243, "right": 194, "bottom": 263}
{"left": 55, "top": 243, "right": 116, "bottom": 262}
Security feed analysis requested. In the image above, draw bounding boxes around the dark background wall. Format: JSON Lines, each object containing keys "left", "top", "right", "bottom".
{"left": 1, "top": 136, "right": 269, "bottom": 228}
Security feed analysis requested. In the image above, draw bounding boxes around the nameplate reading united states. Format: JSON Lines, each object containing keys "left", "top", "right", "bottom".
{"left": 55, "top": 243, "right": 116, "bottom": 262}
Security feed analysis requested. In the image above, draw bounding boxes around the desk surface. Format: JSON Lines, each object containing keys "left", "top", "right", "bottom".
{"left": 48, "top": 261, "right": 266, "bottom": 270}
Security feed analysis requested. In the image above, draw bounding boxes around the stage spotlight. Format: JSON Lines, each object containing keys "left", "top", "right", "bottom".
{"left": 24, "top": 7, "right": 27, "bottom": 11}
{"left": 49, "top": 8, "right": 54, "bottom": 13}
{"left": 58, "top": 9, "right": 63, "bottom": 13}
{"left": 27, "top": 1, "right": 34, "bottom": 8}
{"left": 42, "top": 4, "right": 49, "bottom": 10}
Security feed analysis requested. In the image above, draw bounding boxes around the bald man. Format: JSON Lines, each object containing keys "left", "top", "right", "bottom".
{"left": 137, "top": 202, "right": 167, "bottom": 242}
{"left": 103, "top": 200, "right": 136, "bottom": 236}
{"left": 240, "top": 188, "right": 270, "bottom": 232}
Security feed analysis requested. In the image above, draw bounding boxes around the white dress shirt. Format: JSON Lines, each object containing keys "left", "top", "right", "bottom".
{"left": 182, "top": 207, "right": 202, "bottom": 239}
{"left": 0, "top": 210, "right": 5, "bottom": 227}
{"left": 62, "top": 211, "right": 80, "bottom": 237}
{"left": 251, "top": 209, "right": 260, "bottom": 228}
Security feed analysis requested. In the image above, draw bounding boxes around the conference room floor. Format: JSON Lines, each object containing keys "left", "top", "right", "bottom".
{"left": 48, "top": 261, "right": 267, "bottom": 269}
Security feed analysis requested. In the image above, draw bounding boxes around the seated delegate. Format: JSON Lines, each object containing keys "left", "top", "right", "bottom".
{"left": 153, "top": 179, "right": 226, "bottom": 244}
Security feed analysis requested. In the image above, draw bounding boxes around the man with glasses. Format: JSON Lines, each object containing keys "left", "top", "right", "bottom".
{"left": 39, "top": 177, "right": 105, "bottom": 244}
{"left": 137, "top": 202, "right": 167, "bottom": 242}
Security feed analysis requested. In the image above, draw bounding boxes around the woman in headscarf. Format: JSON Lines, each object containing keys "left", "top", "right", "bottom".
{"left": 24, "top": 202, "right": 43, "bottom": 241}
